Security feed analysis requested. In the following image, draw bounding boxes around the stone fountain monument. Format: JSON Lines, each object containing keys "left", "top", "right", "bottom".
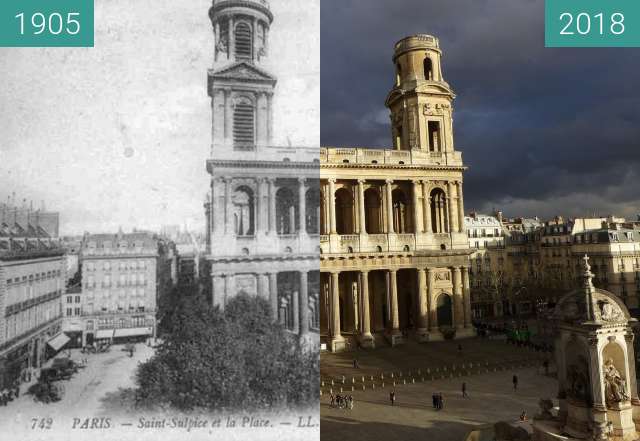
{"left": 533, "top": 255, "right": 640, "bottom": 441}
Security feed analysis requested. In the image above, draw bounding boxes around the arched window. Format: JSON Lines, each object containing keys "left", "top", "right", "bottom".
{"left": 232, "top": 186, "right": 255, "bottom": 236}
{"left": 233, "top": 98, "right": 255, "bottom": 149}
{"left": 430, "top": 188, "right": 448, "bottom": 233}
{"left": 424, "top": 57, "right": 433, "bottom": 80}
{"left": 276, "top": 187, "right": 298, "bottom": 235}
{"left": 364, "top": 188, "right": 383, "bottom": 234}
{"left": 335, "top": 188, "right": 355, "bottom": 234}
{"left": 305, "top": 188, "right": 320, "bottom": 234}
{"left": 392, "top": 189, "right": 411, "bottom": 233}
{"left": 235, "top": 22, "right": 252, "bottom": 60}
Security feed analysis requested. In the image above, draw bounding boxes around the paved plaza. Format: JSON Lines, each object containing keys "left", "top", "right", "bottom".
{"left": 321, "top": 337, "right": 550, "bottom": 384}
{"left": 321, "top": 338, "right": 557, "bottom": 441}
{"left": 321, "top": 365, "right": 556, "bottom": 441}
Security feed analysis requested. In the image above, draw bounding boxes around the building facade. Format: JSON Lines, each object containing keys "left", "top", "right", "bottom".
{"left": 320, "top": 35, "right": 474, "bottom": 351}
{"left": 0, "top": 205, "right": 66, "bottom": 389}
{"left": 468, "top": 214, "right": 640, "bottom": 320}
{"left": 78, "top": 232, "right": 169, "bottom": 345}
{"left": 204, "top": 0, "right": 320, "bottom": 340}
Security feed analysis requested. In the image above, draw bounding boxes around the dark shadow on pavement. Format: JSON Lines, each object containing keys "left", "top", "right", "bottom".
{"left": 321, "top": 415, "right": 478, "bottom": 441}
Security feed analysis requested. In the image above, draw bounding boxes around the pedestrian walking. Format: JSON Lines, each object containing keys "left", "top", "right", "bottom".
{"left": 432, "top": 393, "right": 437, "bottom": 409}
{"left": 462, "top": 382, "right": 469, "bottom": 398}
{"left": 513, "top": 374, "right": 518, "bottom": 391}
{"left": 347, "top": 395, "right": 354, "bottom": 410}
{"left": 390, "top": 391, "right": 396, "bottom": 406}
{"left": 353, "top": 359, "right": 359, "bottom": 369}
{"left": 438, "top": 393, "right": 444, "bottom": 410}
{"left": 330, "top": 392, "right": 335, "bottom": 408}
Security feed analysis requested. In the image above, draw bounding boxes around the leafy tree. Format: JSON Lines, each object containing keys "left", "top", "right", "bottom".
{"left": 135, "top": 292, "right": 318, "bottom": 411}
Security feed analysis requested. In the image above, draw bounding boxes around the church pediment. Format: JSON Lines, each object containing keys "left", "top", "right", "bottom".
{"left": 209, "top": 62, "right": 277, "bottom": 85}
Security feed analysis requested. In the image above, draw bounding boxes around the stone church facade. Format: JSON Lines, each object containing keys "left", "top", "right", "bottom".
{"left": 204, "top": 0, "right": 320, "bottom": 339}
{"left": 320, "top": 35, "right": 474, "bottom": 351}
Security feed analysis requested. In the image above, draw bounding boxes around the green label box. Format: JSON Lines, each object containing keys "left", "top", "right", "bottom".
{"left": 0, "top": 0, "right": 94, "bottom": 47}
{"left": 546, "top": 0, "right": 640, "bottom": 47}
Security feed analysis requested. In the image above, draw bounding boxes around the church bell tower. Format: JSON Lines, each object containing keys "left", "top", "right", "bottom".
{"left": 208, "top": 0, "right": 276, "bottom": 156}
{"left": 385, "top": 35, "right": 457, "bottom": 163}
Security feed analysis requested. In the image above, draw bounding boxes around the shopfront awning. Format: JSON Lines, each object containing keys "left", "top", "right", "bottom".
{"left": 95, "top": 329, "right": 115, "bottom": 339}
{"left": 47, "top": 333, "right": 70, "bottom": 351}
{"left": 113, "top": 327, "right": 152, "bottom": 338}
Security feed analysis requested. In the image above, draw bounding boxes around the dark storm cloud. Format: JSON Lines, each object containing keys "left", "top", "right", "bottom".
{"left": 321, "top": 0, "right": 640, "bottom": 219}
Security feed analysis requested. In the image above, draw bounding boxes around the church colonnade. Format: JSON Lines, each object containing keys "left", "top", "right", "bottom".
{"left": 320, "top": 266, "right": 472, "bottom": 346}
{"left": 211, "top": 269, "right": 320, "bottom": 336}
{"left": 210, "top": 177, "right": 320, "bottom": 237}
{"left": 320, "top": 178, "right": 465, "bottom": 236}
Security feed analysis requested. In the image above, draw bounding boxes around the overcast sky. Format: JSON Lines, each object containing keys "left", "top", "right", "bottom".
{"left": 321, "top": 0, "right": 640, "bottom": 221}
{"left": 0, "top": 0, "right": 319, "bottom": 235}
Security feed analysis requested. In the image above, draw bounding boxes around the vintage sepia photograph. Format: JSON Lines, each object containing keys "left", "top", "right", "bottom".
{"left": 0, "top": 0, "right": 319, "bottom": 440}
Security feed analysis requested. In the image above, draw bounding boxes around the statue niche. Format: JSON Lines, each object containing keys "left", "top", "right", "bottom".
{"left": 603, "top": 358, "right": 629, "bottom": 406}
{"left": 565, "top": 355, "right": 591, "bottom": 405}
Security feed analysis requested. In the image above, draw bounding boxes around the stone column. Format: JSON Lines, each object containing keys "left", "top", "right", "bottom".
{"left": 427, "top": 268, "right": 438, "bottom": 331}
{"left": 462, "top": 267, "right": 472, "bottom": 328}
{"left": 423, "top": 181, "right": 432, "bottom": 233}
{"left": 292, "top": 290, "right": 299, "bottom": 333}
{"left": 266, "top": 92, "right": 273, "bottom": 143}
{"left": 298, "top": 178, "right": 306, "bottom": 234}
{"left": 587, "top": 341, "right": 609, "bottom": 438}
{"left": 330, "top": 271, "right": 343, "bottom": 343}
{"left": 388, "top": 269, "right": 400, "bottom": 334}
{"left": 224, "top": 177, "right": 232, "bottom": 234}
{"left": 228, "top": 16, "right": 235, "bottom": 60}
{"left": 214, "top": 21, "right": 220, "bottom": 61}
{"left": 259, "top": 273, "right": 270, "bottom": 299}
{"left": 255, "top": 178, "right": 262, "bottom": 233}
{"left": 299, "top": 271, "right": 309, "bottom": 336}
{"left": 452, "top": 267, "right": 464, "bottom": 330}
{"left": 412, "top": 180, "right": 423, "bottom": 234}
{"left": 224, "top": 88, "right": 232, "bottom": 145}
{"left": 457, "top": 181, "right": 465, "bottom": 233}
{"left": 357, "top": 179, "right": 366, "bottom": 234}
{"left": 417, "top": 268, "right": 428, "bottom": 334}
{"left": 360, "top": 271, "right": 373, "bottom": 345}
{"left": 268, "top": 178, "right": 277, "bottom": 234}
{"left": 447, "top": 181, "right": 457, "bottom": 233}
{"left": 252, "top": 17, "right": 258, "bottom": 62}
{"left": 625, "top": 333, "right": 640, "bottom": 403}
{"left": 385, "top": 179, "right": 394, "bottom": 234}
{"left": 328, "top": 179, "right": 337, "bottom": 234}
{"left": 269, "top": 272, "right": 278, "bottom": 320}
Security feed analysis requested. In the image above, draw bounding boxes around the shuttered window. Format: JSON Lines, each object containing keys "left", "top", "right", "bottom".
{"left": 235, "top": 23, "right": 252, "bottom": 60}
{"left": 233, "top": 102, "right": 255, "bottom": 149}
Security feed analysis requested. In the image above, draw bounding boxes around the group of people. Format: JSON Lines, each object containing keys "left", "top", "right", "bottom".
{"left": 432, "top": 392, "right": 444, "bottom": 410}
{"left": 329, "top": 393, "right": 354, "bottom": 410}
{"left": 0, "top": 381, "right": 20, "bottom": 406}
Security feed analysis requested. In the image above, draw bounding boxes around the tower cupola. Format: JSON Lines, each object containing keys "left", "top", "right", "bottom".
{"left": 209, "top": 0, "right": 274, "bottom": 67}
{"left": 385, "top": 34, "right": 456, "bottom": 155}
